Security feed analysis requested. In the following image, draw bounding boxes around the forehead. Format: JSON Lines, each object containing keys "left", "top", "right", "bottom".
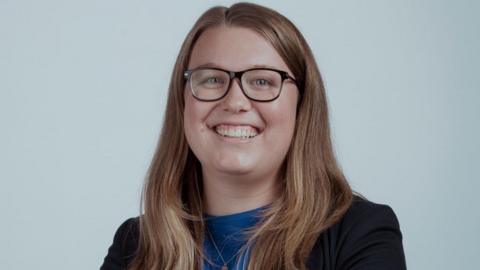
{"left": 188, "top": 26, "right": 291, "bottom": 73}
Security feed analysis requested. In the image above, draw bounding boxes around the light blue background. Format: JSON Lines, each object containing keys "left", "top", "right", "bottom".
{"left": 1, "top": 0, "right": 479, "bottom": 269}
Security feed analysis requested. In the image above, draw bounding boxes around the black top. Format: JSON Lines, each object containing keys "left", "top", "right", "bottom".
{"left": 100, "top": 196, "right": 407, "bottom": 269}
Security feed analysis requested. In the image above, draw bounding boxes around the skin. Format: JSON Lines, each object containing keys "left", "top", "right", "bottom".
{"left": 184, "top": 26, "right": 299, "bottom": 216}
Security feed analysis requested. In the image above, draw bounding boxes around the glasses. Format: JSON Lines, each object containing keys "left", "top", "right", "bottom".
{"left": 183, "top": 67, "right": 297, "bottom": 102}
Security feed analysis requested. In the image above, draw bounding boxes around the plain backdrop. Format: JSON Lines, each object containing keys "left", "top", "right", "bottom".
{"left": 1, "top": 0, "right": 479, "bottom": 269}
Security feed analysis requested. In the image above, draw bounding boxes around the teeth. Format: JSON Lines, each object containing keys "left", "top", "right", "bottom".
{"left": 214, "top": 125, "right": 259, "bottom": 139}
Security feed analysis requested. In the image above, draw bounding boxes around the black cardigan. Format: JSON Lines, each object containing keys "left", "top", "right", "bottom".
{"left": 100, "top": 196, "right": 407, "bottom": 269}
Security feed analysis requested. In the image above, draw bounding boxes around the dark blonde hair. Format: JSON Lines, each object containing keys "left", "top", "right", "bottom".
{"left": 129, "top": 2, "right": 354, "bottom": 269}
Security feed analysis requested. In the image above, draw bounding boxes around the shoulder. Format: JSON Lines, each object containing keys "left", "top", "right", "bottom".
{"left": 338, "top": 195, "right": 402, "bottom": 236}
{"left": 308, "top": 195, "right": 407, "bottom": 270}
{"left": 100, "top": 217, "right": 140, "bottom": 270}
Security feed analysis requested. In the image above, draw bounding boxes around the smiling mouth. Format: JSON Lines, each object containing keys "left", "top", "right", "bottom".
{"left": 211, "top": 124, "right": 261, "bottom": 139}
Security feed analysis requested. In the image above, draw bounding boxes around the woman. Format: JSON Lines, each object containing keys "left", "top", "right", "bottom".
{"left": 101, "top": 2, "right": 406, "bottom": 270}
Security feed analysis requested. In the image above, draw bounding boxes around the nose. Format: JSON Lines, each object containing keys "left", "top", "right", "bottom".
{"left": 220, "top": 78, "right": 252, "bottom": 113}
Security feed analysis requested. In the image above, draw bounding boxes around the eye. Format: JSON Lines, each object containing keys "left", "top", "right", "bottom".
{"left": 249, "top": 78, "right": 275, "bottom": 89}
{"left": 203, "top": 77, "right": 224, "bottom": 85}
{"left": 254, "top": 79, "right": 270, "bottom": 86}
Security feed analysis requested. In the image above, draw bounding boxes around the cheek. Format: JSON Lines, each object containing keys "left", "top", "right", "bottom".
{"left": 265, "top": 96, "right": 297, "bottom": 134}
{"left": 183, "top": 97, "right": 194, "bottom": 138}
{"left": 184, "top": 94, "right": 199, "bottom": 145}
{"left": 260, "top": 92, "right": 298, "bottom": 154}
{"left": 275, "top": 109, "right": 296, "bottom": 139}
{"left": 259, "top": 111, "right": 296, "bottom": 161}
{"left": 183, "top": 94, "right": 211, "bottom": 145}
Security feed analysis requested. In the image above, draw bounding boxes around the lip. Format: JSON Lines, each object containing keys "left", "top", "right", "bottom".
{"left": 208, "top": 122, "right": 264, "bottom": 133}
{"left": 208, "top": 125, "right": 261, "bottom": 143}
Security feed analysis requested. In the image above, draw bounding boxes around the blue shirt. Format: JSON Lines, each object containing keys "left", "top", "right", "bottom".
{"left": 202, "top": 205, "right": 268, "bottom": 270}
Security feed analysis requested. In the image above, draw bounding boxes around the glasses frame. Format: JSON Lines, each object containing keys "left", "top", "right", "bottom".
{"left": 183, "top": 67, "right": 297, "bottom": 102}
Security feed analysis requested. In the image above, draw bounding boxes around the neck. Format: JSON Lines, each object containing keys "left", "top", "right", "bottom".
{"left": 202, "top": 169, "right": 280, "bottom": 216}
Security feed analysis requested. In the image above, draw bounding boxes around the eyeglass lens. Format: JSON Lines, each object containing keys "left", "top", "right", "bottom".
{"left": 190, "top": 69, "right": 282, "bottom": 101}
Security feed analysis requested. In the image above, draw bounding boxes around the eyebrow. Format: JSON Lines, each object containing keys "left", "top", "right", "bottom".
{"left": 193, "top": 62, "right": 281, "bottom": 70}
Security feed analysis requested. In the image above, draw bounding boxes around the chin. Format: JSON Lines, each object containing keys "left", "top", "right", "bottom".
{"left": 213, "top": 161, "right": 257, "bottom": 176}
{"left": 217, "top": 165, "right": 254, "bottom": 174}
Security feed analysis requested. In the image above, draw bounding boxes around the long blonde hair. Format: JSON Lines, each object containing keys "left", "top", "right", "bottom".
{"left": 128, "top": 2, "right": 354, "bottom": 269}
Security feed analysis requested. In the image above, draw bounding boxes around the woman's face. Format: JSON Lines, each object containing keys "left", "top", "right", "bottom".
{"left": 184, "top": 26, "right": 299, "bottom": 182}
